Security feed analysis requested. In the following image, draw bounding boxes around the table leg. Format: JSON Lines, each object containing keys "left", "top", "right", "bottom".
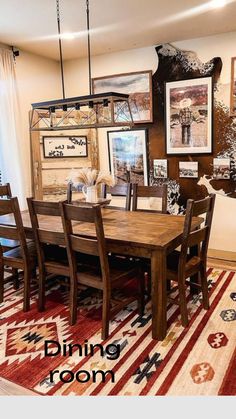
{"left": 151, "top": 249, "right": 167, "bottom": 340}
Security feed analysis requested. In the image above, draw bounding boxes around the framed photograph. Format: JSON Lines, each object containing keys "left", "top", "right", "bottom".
{"left": 43, "top": 136, "right": 88, "bottom": 158}
{"left": 153, "top": 159, "right": 168, "bottom": 178}
{"left": 165, "top": 77, "right": 213, "bottom": 155}
{"left": 230, "top": 57, "right": 236, "bottom": 116}
{"left": 107, "top": 129, "right": 148, "bottom": 185}
{"left": 179, "top": 161, "right": 198, "bottom": 178}
{"left": 213, "top": 158, "right": 231, "bottom": 179}
{"left": 93, "top": 70, "right": 153, "bottom": 123}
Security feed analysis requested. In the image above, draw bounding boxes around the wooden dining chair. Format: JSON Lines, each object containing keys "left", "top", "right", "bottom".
{"left": 167, "top": 194, "right": 216, "bottom": 327}
{"left": 132, "top": 184, "right": 168, "bottom": 213}
{"left": 101, "top": 183, "right": 132, "bottom": 211}
{"left": 0, "top": 183, "right": 20, "bottom": 251}
{"left": 27, "top": 198, "right": 70, "bottom": 312}
{"left": 60, "top": 202, "right": 145, "bottom": 339}
{"left": 0, "top": 197, "right": 37, "bottom": 310}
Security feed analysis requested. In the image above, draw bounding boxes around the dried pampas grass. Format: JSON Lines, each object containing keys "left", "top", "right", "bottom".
{"left": 67, "top": 168, "right": 115, "bottom": 187}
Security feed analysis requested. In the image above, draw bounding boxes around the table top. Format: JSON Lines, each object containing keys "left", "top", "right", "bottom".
{"left": 0, "top": 208, "right": 202, "bottom": 251}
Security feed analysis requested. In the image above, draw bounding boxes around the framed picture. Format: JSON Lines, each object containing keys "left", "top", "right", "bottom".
{"left": 93, "top": 70, "right": 153, "bottom": 123}
{"left": 179, "top": 161, "right": 198, "bottom": 178}
{"left": 153, "top": 159, "right": 168, "bottom": 178}
{"left": 213, "top": 158, "right": 231, "bottom": 179}
{"left": 230, "top": 57, "right": 236, "bottom": 116}
{"left": 43, "top": 136, "right": 88, "bottom": 158}
{"left": 107, "top": 129, "right": 148, "bottom": 185}
{"left": 165, "top": 77, "right": 213, "bottom": 155}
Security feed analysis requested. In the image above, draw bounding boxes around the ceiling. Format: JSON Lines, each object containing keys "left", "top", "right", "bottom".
{"left": 0, "top": 0, "right": 236, "bottom": 61}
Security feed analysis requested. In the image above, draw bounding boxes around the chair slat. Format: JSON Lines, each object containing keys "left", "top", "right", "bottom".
{"left": 70, "top": 235, "right": 99, "bottom": 256}
{"left": 63, "top": 203, "right": 98, "bottom": 223}
{"left": 38, "top": 229, "right": 65, "bottom": 246}
{"left": 132, "top": 184, "right": 168, "bottom": 213}
{"left": 0, "top": 199, "right": 13, "bottom": 215}
{"left": 32, "top": 201, "right": 62, "bottom": 216}
{"left": 192, "top": 197, "right": 211, "bottom": 217}
{"left": 187, "top": 226, "right": 208, "bottom": 247}
{"left": 0, "top": 225, "right": 19, "bottom": 240}
{"left": 0, "top": 183, "right": 12, "bottom": 198}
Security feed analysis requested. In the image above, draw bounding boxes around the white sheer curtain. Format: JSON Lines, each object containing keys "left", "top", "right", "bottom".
{"left": 0, "top": 48, "right": 26, "bottom": 208}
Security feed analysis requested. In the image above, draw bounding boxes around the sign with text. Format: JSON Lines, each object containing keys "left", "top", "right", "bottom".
{"left": 43, "top": 136, "right": 88, "bottom": 158}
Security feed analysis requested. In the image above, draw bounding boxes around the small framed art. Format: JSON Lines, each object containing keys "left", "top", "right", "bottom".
{"left": 153, "top": 159, "right": 168, "bottom": 178}
{"left": 179, "top": 161, "right": 198, "bottom": 178}
{"left": 213, "top": 158, "right": 231, "bottom": 179}
{"left": 43, "top": 136, "right": 88, "bottom": 158}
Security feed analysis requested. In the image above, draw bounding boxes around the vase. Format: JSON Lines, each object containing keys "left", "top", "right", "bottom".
{"left": 82, "top": 185, "right": 98, "bottom": 203}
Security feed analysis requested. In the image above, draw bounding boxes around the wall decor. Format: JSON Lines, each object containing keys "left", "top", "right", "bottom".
{"left": 230, "top": 57, "right": 236, "bottom": 117}
{"left": 213, "top": 158, "right": 231, "bottom": 180}
{"left": 153, "top": 159, "right": 168, "bottom": 178}
{"left": 43, "top": 136, "right": 88, "bottom": 158}
{"left": 179, "top": 161, "right": 198, "bottom": 178}
{"left": 93, "top": 71, "right": 153, "bottom": 123}
{"left": 107, "top": 129, "right": 148, "bottom": 185}
{"left": 165, "top": 77, "right": 213, "bottom": 155}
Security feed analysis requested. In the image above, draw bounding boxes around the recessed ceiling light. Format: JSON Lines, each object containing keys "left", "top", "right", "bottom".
{"left": 210, "top": 0, "right": 227, "bottom": 8}
{"left": 60, "top": 32, "right": 75, "bottom": 40}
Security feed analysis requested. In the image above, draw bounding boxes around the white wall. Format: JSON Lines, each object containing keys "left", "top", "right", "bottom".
{"left": 15, "top": 50, "right": 61, "bottom": 201}
{"left": 64, "top": 32, "right": 236, "bottom": 254}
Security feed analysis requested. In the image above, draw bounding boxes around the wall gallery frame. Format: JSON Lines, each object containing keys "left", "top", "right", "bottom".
{"left": 230, "top": 57, "right": 236, "bottom": 117}
{"left": 43, "top": 136, "right": 88, "bottom": 158}
{"left": 93, "top": 70, "right": 153, "bottom": 123}
{"left": 213, "top": 158, "right": 231, "bottom": 179}
{"left": 107, "top": 129, "right": 148, "bottom": 185}
{"left": 153, "top": 159, "right": 168, "bottom": 178}
{"left": 165, "top": 77, "right": 213, "bottom": 155}
{"left": 179, "top": 161, "right": 198, "bottom": 178}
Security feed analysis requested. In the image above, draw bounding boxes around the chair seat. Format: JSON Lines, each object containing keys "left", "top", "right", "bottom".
{"left": 3, "top": 241, "right": 37, "bottom": 266}
{"left": 167, "top": 250, "right": 201, "bottom": 280}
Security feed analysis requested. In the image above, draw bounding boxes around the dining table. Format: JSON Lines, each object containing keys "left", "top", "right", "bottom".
{"left": 0, "top": 208, "right": 202, "bottom": 341}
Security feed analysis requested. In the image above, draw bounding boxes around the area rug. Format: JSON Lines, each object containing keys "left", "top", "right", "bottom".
{"left": 0, "top": 268, "right": 235, "bottom": 396}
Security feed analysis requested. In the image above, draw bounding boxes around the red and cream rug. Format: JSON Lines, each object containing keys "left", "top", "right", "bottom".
{"left": 0, "top": 268, "right": 235, "bottom": 396}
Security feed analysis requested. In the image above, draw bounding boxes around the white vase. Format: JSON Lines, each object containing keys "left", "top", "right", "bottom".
{"left": 82, "top": 185, "right": 98, "bottom": 203}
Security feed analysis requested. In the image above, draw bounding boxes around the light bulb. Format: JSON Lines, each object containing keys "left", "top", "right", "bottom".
{"left": 210, "top": 0, "right": 227, "bottom": 8}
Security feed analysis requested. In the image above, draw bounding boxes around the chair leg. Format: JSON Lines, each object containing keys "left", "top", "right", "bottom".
{"left": 178, "top": 275, "right": 189, "bottom": 327}
{"left": 0, "top": 263, "right": 4, "bottom": 304}
{"left": 12, "top": 268, "right": 19, "bottom": 290}
{"left": 138, "top": 273, "right": 145, "bottom": 316}
{"left": 101, "top": 289, "right": 110, "bottom": 340}
{"left": 38, "top": 269, "right": 45, "bottom": 312}
{"left": 200, "top": 264, "right": 209, "bottom": 310}
{"left": 69, "top": 275, "right": 78, "bottom": 326}
{"left": 23, "top": 267, "right": 31, "bottom": 312}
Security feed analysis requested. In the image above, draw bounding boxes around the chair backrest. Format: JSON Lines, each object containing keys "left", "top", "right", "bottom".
{"left": 180, "top": 194, "right": 216, "bottom": 266}
{"left": 132, "top": 184, "right": 168, "bottom": 213}
{"left": 102, "top": 183, "right": 132, "bottom": 211}
{"left": 67, "top": 182, "right": 84, "bottom": 204}
{"left": 0, "top": 197, "right": 28, "bottom": 259}
{"left": 27, "top": 198, "right": 66, "bottom": 268}
{"left": 60, "top": 202, "right": 110, "bottom": 284}
{"left": 0, "top": 183, "right": 12, "bottom": 199}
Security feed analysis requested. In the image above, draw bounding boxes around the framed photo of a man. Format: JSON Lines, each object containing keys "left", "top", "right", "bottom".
{"left": 107, "top": 129, "right": 148, "bottom": 185}
{"left": 165, "top": 77, "right": 213, "bottom": 155}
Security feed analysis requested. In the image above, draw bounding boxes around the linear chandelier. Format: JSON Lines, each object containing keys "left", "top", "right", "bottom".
{"left": 30, "top": 0, "right": 133, "bottom": 131}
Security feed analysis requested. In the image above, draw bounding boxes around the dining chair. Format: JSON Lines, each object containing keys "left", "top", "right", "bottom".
{"left": 132, "top": 184, "right": 168, "bottom": 214}
{"left": 60, "top": 202, "right": 145, "bottom": 339}
{"left": 0, "top": 197, "right": 37, "bottom": 310}
{"left": 101, "top": 183, "right": 132, "bottom": 211}
{"left": 27, "top": 198, "right": 69, "bottom": 312}
{"left": 0, "top": 183, "right": 20, "bottom": 251}
{"left": 167, "top": 194, "right": 216, "bottom": 326}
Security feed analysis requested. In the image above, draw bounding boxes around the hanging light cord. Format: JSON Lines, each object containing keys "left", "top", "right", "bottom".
{"left": 56, "top": 0, "right": 66, "bottom": 99}
{"left": 86, "top": 0, "right": 92, "bottom": 95}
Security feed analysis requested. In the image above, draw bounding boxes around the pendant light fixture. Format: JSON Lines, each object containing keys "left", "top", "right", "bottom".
{"left": 30, "top": 0, "right": 133, "bottom": 131}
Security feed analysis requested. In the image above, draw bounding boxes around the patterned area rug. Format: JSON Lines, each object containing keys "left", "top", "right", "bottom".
{"left": 0, "top": 268, "right": 235, "bottom": 396}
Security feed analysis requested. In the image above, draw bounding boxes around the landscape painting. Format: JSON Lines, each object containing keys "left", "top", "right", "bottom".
{"left": 107, "top": 129, "right": 148, "bottom": 185}
{"left": 179, "top": 161, "right": 198, "bottom": 178}
{"left": 93, "top": 71, "right": 153, "bottom": 123}
{"left": 166, "top": 77, "right": 212, "bottom": 154}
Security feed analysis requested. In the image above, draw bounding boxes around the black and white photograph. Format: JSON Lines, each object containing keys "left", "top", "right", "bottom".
{"left": 153, "top": 159, "right": 168, "bottom": 178}
{"left": 179, "top": 161, "right": 198, "bottom": 178}
{"left": 213, "top": 158, "right": 231, "bottom": 179}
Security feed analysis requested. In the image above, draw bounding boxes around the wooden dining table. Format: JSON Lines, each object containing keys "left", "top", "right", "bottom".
{"left": 0, "top": 208, "right": 202, "bottom": 341}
